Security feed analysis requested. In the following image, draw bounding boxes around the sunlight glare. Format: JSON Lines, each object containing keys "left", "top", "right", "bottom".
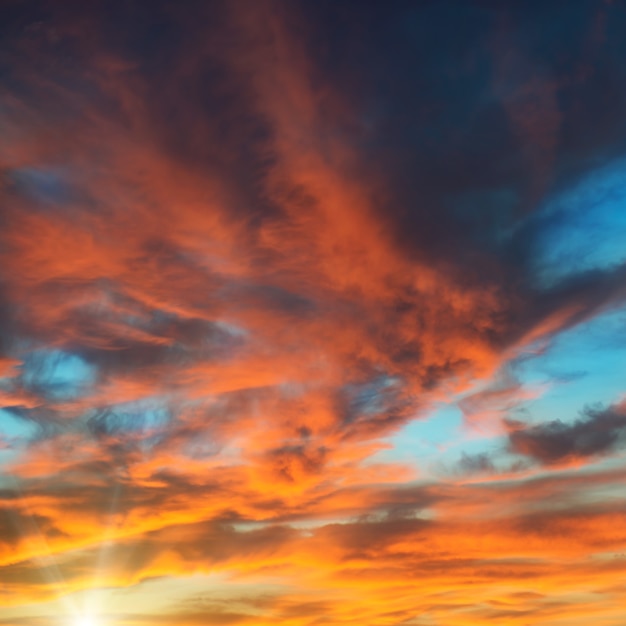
{"left": 73, "top": 616, "right": 99, "bottom": 626}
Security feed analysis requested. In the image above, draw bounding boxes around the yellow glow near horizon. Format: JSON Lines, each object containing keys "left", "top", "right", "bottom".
{"left": 73, "top": 617, "right": 99, "bottom": 626}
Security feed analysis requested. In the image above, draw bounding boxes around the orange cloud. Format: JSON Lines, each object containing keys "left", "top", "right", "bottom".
{"left": 1, "top": 1, "right": 626, "bottom": 625}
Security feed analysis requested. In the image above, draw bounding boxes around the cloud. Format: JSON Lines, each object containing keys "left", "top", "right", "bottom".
{"left": 1, "top": 0, "right": 626, "bottom": 624}
{"left": 456, "top": 451, "right": 497, "bottom": 475}
{"left": 507, "top": 401, "right": 626, "bottom": 466}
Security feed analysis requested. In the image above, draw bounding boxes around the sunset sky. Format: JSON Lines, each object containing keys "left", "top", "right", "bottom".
{"left": 1, "top": 1, "right": 626, "bottom": 624}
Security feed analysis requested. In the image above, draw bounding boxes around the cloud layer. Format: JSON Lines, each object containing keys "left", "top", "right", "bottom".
{"left": 1, "top": 1, "right": 626, "bottom": 624}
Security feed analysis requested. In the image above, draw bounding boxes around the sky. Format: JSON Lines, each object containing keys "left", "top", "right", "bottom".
{"left": 1, "top": 0, "right": 626, "bottom": 624}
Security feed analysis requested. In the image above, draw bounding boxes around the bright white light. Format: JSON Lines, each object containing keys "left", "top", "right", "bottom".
{"left": 73, "top": 617, "right": 98, "bottom": 626}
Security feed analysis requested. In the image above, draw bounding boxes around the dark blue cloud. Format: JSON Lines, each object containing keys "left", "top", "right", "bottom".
{"left": 507, "top": 402, "right": 626, "bottom": 465}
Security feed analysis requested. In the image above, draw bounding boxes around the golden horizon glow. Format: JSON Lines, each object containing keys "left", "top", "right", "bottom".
{"left": 72, "top": 617, "right": 99, "bottom": 626}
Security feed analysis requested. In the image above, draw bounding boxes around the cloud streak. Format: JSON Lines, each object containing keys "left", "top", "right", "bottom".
{"left": 507, "top": 401, "right": 626, "bottom": 466}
